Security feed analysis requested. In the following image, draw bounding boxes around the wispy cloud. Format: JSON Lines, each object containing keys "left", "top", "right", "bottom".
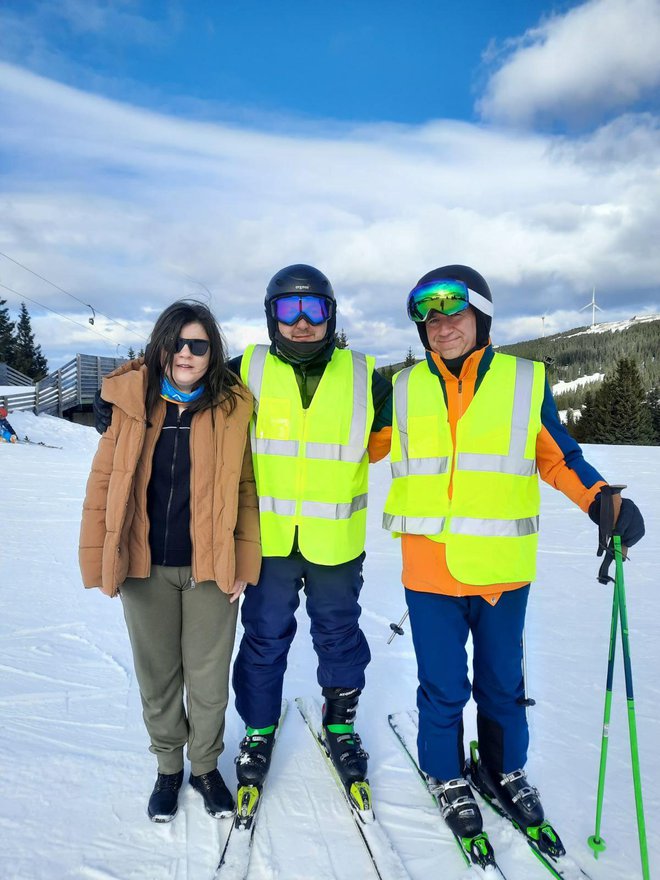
{"left": 478, "top": 0, "right": 660, "bottom": 128}
{"left": 0, "top": 60, "right": 658, "bottom": 368}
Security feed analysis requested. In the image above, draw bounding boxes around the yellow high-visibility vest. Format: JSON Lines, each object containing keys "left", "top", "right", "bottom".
{"left": 383, "top": 353, "right": 545, "bottom": 584}
{"left": 241, "top": 344, "right": 375, "bottom": 565}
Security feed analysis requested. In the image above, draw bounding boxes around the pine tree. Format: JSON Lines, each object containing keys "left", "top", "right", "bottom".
{"left": 403, "top": 346, "right": 417, "bottom": 367}
{"left": 645, "top": 387, "right": 660, "bottom": 444}
{"left": 334, "top": 328, "right": 349, "bottom": 349}
{"left": 127, "top": 346, "right": 136, "bottom": 359}
{"left": 575, "top": 358, "right": 655, "bottom": 445}
{"left": 11, "top": 303, "right": 48, "bottom": 381}
{"left": 0, "top": 298, "right": 15, "bottom": 364}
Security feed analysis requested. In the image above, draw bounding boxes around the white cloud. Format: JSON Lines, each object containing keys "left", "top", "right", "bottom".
{"left": 1, "top": 61, "right": 659, "bottom": 369}
{"left": 478, "top": 0, "right": 660, "bottom": 127}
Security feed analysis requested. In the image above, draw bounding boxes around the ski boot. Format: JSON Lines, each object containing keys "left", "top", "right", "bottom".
{"left": 427, "top": 776, "right": 497, "bottom": 870}
{"left": 469, "top": 744, "right": 565, "bottom": 858}
{"left": 147, "top": 769, "right": 184, "bottom": 823}
{"left": 234, "top": 724, "right": 277, "bottom": 829}
{"left": 428, "top": 776, "right": 483, "bottom": 838}
{"left": 322, "top": 687, "right": 371, "bottom": 813}
{"left": 235, "top": 724, "right": 277, "bottom": 787}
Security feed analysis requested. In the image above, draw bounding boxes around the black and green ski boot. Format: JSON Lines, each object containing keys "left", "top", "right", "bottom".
{"left": 428, "top": 776, "right": 484, "bottom": 839}
{"left": 235, "top": 724, "right": 277, "bottom": 787}
{"left": 321, "top": 688, "right": 369, "bottom": 786}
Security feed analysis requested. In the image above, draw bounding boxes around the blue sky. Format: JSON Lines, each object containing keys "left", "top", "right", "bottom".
{"left": 1, "top": 0, "right": 659, "bottom": 366}
{"left": 1, "top": 0, "right": 567, "bottom": 125}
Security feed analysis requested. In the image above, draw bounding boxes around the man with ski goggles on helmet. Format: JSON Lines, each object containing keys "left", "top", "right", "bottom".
{"left": 227, "top": 264, "right": 392, "bottom": 814}
{"left": 377, "top": 264, "right": 645, "bottom": 868}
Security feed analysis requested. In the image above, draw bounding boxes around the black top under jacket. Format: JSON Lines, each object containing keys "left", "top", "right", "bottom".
{"left": 147, "top": 401, "right": 193, "bottom": 567}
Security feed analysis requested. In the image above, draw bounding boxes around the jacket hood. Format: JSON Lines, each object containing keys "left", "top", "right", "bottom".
{"left": 101, "top": 363, "right": 148, "bottom": 421}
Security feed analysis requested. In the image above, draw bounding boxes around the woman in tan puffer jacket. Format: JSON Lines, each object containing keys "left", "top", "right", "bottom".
{"left": 79, "top": 300, "right": 261, "bottom": 824}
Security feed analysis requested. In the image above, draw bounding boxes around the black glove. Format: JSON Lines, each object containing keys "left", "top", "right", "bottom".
{"left": 588, "top": 493, "right": 645, "bottom": 548}
{"left": 93, "top": 390, "right": 113, "bottom": 435}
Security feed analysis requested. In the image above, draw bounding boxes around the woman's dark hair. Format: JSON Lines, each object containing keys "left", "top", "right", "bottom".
{"left": 144, "top": 300, "right": 240, "bottom": 419}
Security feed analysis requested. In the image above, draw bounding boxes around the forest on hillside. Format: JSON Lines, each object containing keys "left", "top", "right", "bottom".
{"left": 497, "top": 319, "right": 659, "bottom": 411}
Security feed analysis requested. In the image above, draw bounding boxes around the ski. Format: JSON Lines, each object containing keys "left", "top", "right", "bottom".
{"left": 467, "top": 741, "right": 593, "bottom": 880}
{"left": 214, "top": 700, "right": 288, "bottom": 880}
{"left": 21, "top": 435, "right": 62, "bottom": 449}
{"left": 296, "top": 696, "right": 412, "bottom": 880}
{"left": 388, "top": 710, "right": 508, "bottom": 878}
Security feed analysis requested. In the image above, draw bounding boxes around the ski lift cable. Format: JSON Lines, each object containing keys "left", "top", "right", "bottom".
{"left": 0, "top": 281, "right": 131, "bottom": 351}
{"left": 0, "top": 250, "right": 147, "bottom": 342}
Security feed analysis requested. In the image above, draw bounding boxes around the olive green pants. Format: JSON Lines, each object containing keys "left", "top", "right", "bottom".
{"left": 120, "top": 565, "right": 238, "bottom": 776}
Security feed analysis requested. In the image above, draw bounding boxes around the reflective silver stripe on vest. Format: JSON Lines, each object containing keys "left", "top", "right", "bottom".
{"left": 382, "top": 513, "right": 446, "bottom": 534}
{"left": 246, "top": 344, "right": 269, "bottom": 401}
{"left": 391, "top": 457, "right": 450, "bottom": 478}
{"left": 253, "top": 438, "right": 299, "bottom": 456}
{"left": 449, "top": 516, "right": 540, "bottom": 537}
{"left": 259, "top": 497, "right": 296, "bottom": 516}
{"left": 249, "top": 346, "right": 369, "bottom": 463}
{"left": 247, "top": 345, "right": 270, "bottom": 454}
{"left": 457, "top": 358, "right": 537, "bottom": 476}
{"left": 390, "top": 367, "right": 449, "bottom": 477}
{"left": 302, "top": 493, "right": 368, "bottom": 520}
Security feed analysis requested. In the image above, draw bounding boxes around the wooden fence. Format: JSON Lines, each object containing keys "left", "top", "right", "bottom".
{"left": 0, "top": 363, "right": 33, "bottom": 386}
{"left": 0, "top": 355, "right": 126, "bottom": 416}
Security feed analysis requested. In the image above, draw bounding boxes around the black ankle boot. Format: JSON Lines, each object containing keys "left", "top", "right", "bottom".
{"left": 147, "top": 770, "right": 184, "bottom": 823}
{"left": 190, "top": 769, "right": 234, "bottom": 818}
{"left": 321, "top": 687, "right": 369, "bottom": 785}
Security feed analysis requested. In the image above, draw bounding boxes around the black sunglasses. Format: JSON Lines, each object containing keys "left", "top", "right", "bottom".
{"left": 175, "top": 337, "right": 210, "bottom": 356}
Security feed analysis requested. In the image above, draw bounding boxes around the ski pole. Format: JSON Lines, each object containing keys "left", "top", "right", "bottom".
{"left": 612, "top": 532, "right": 649, "bottom": 880}
{"left": 587, "top": 564, "right": 619, "bottom": 859}
{"left": 588, "top": 484, "right": 625, "bottom": 860}
{"left": 387, "top": 610, "right": 409, "bottom": 644}
{"left": 587, "top": 486, "right": 649, "bottom": 880}
{"left": 518, "top": 629, "right": 536, "bottom": 709}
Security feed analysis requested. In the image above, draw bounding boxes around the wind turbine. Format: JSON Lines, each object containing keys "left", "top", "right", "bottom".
{"left": 541, "top": 313, "right": 548, "bottom": 337}
{"left": 580, "top": 286, "right": 602, "bottom": 328}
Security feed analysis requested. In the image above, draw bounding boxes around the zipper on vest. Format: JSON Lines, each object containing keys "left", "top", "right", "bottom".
{"left": 162, "top": 409, "right": 182, "bottom": 565}
{"left": 447, "top": 378, "right": 463, "bottom": 503}
{"left": 300, "top": 365, "right": 309, "bottom": 409}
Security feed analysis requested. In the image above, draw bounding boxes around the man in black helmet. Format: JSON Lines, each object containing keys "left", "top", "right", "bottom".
{"left": 92, "top": 269, "right": 393, "bottom": 817}
{"left": 228, "top": 264, "right": 392, "bottom": 814}
{"left": 382, "top": 265, "right": 645, "bottom": 867}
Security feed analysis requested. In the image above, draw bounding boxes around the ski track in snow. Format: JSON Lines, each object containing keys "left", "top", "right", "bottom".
{"left": 1, "top": 413, "right": 658, "bottom": 880}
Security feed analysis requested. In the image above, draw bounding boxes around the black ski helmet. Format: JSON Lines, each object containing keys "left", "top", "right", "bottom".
{"left": 265, "top": 263, "right": 336, "bottom": 342}
{"left": 411, "top": 264, "right": 493, "bottom": 350}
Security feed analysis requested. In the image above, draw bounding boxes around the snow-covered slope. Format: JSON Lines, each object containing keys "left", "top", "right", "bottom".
{"left": 552, "top": 373, "right": 604, "bottom": 396}
{"left": 1, "top": 413, "right": 658, "bottom": 880}
{"left": 564, "top": 314, "right": 660, "bottom": 338}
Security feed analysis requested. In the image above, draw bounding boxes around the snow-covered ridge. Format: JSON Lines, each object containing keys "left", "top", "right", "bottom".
{"left": 564, "top": 313, "right": 660, "bottom": 338}
{"left": 552, "top": 373, "right": 603, "bottom": 396}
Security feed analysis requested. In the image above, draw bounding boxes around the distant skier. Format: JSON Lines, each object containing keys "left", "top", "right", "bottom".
{"left": 379, "top": 265, "right": 645, "bottom": 860}
{"left": 0, "top": 406, "right": 18, "bottom": 443}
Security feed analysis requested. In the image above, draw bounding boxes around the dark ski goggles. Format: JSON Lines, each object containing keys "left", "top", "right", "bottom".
{"left": 272, "top": 294, "right": 333, "bottom": 326}
{"left": 406, "top": 279, "right": 471, "bottom": 323}
{"left": 175, "top": 337, "right": 210, "bottom": 356}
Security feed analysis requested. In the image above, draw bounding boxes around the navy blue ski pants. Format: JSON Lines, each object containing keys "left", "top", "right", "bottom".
{"left": 233, "top": 551, "right": 371, "bottom": 728}
{"left": 405, "top": 585, "right": 530, "bottom": 781}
